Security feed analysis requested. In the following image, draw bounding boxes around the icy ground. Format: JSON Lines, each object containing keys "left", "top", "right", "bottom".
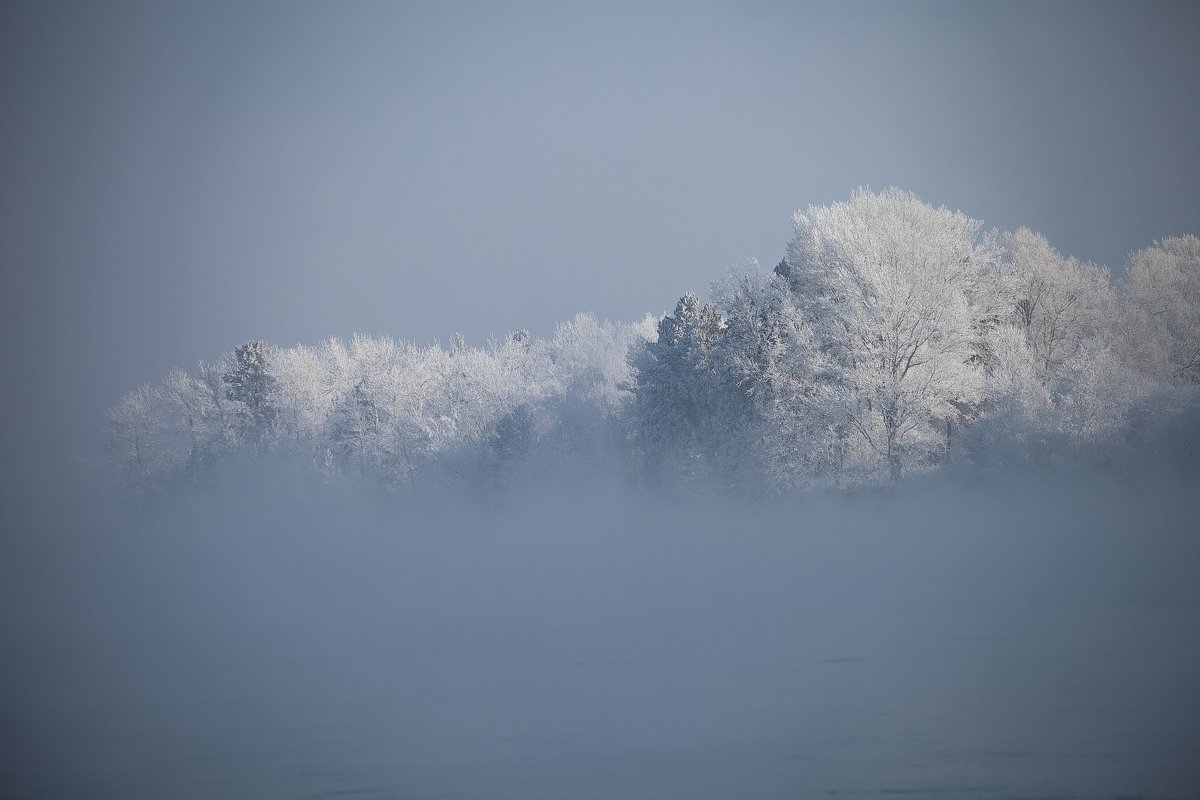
{"left": 3, "top": 477, "right": 1198, "bottom": 799}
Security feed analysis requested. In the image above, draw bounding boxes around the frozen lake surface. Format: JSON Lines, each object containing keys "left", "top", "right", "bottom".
{"left": 3, "top": 478, "right": 1198, "bottom": 799}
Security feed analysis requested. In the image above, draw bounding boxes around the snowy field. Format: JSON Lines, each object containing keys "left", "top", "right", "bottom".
{"left": 3, "top": 475, "right": 1199, "bottom": 799}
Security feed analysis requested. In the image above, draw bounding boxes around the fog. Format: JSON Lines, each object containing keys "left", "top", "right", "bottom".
{"left": 3, "top": 468, "right": 1199, "bottom": 798}
{"left": 4, "top": 2, "right": 1200, "bottom": 797}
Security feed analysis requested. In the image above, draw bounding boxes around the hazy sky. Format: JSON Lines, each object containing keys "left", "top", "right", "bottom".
{"left": 2, "top": 0, "right": 1199, "bottom": 470}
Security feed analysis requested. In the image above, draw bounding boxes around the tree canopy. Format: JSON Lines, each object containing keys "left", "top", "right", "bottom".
{"left": 108, "top": 189, "right": 1200, "bottom": 496}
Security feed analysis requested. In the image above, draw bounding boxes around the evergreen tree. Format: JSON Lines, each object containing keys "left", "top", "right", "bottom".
{"left": 629, "top": 292, "right": 725, "bottom": 482}
{"left": 223, "top": 340, "right": 278, "bottom": 450}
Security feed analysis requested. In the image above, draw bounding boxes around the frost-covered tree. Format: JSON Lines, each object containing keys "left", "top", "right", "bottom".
{"left": 781, "top": 188, "right": 997, "bottom": 481}
{"left": 629, "top": 292, "right": 726, "bottom": 481}
{"left": 106, "top": 192, "right": 1200, "bottom": 497}
{"left": 998, "top": 228, "right": 1114, "bottom": 383}
{"left": 1119, "top": 234, "right": 1200, "bottom": 385}
{"left": 547, "top": 313, "right": 654, "bottom": 411}
{"left": 107, "top": 384, "right": 161, "bottom": 492}
{"left": 538, "top": 313, "right": 655, "bottom": 473}
{"left": 223, "top": 340, "right": 278, "bottom": 449}
{"left": 708, "top": 261, "right": 827, "bottom": 488}
{"left": 323, "top": 335, "right": 449, "bottom": 486}
{"left": 1051, "top": 338, "right": 1148, "bottom": 444}
{"left": 271, "top": 343, "right": 336, "bottom": 455}
{"left": 159, "top": 367, "right": 226, "bottom": 477}
{"left": 107, "top": 382, "right": 194, "bottom": 492}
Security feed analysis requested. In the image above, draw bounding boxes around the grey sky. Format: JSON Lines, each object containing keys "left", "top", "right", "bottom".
{"left": 2, "top": 0, "right": 1198, "bottom": 472}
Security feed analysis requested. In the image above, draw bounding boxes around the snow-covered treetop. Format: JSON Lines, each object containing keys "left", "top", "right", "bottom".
{"left": 108, "top": 189, "right": 1199, "bottom": 496}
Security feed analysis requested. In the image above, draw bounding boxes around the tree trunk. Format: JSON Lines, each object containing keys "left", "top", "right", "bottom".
{"left": 885, "top": 418, "right": 901, "bottom": 482}
{"left": 884, "top": 403, "right": 902, "bottom": 482}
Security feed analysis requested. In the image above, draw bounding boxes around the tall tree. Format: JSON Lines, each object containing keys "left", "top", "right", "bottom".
{"left": 1119, "top": 234, "right": 1200, "bottom": 385}
{"left": 999, "top": 227, "right": 1114, "bottom": 383}
{"left": 709, "top": 261, "right": 827, "bottom": 488}
{"left": 629, "top": 292, "right": 725, "bottom": 481}
{"left": 223, "top": 340, "right": 278, "bottom": 450}
{"left": 782, "top": 188, "right": 997, "bottom": 481}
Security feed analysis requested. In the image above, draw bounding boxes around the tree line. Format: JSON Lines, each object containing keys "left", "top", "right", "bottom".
{"left": 109, "top": 188, "right": 1200, "bottom": 495}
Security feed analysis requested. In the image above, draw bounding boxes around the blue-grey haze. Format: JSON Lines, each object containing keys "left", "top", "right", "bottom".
{"left": 4, "top": 474, "right": 1200, "bottom": 798}
{"left": 2, "top": 5, "right": 1200, "bottom": 797}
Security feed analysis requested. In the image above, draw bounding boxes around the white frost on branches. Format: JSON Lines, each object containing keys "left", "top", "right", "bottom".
{"left": 108, "top": 189, "right": 1199, "bottom": 494}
